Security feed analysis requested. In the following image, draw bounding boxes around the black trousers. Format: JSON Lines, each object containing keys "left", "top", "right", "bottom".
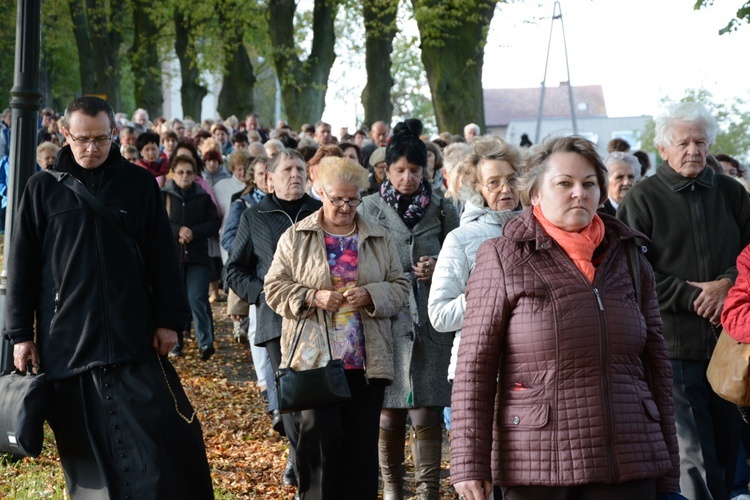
{"left": 502, "top": 478, "right": 657, "bottom": 500}
{"left": 265, "top": 337, "right": 299, "bottom": 449}
{"left": 294, "top": 370, "right": 385, "bottom": 500}
{"left": 46, "top": 358, "right": 213, "bottom": 500}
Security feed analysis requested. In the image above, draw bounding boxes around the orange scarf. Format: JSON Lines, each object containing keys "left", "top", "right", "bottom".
{"left": 533, "top": 205, "right": 605, "bottom": 283}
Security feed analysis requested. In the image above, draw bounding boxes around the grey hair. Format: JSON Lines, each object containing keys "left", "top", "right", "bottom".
{"left": 442, "top": 143, "right": 473, "bottom": 175}
{"left": 603, "top": 152, "right": 641, "bottom": 181}
{"left": 461, "top": 136, "right": 523, "bottom": 208}
{"left": 133, "top": 108, "right": 149, "bottom": 121}
{"left": 464, "top": 123, "right": 480, "bottom": 135}
{"left": 654, "top": 101, "right": 717, "bottom": 149}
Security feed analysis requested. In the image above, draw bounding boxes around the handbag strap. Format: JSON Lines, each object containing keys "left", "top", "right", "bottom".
{"left": 286, "top": 290, "right": 334, "bottom": 364}
{"left": 45, "top": 170, "right": 146, "bottom": 273}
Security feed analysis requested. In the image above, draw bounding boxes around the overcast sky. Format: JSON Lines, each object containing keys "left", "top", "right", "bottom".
{"left": 483, "top": 0, "right": 750, "bottom": 118}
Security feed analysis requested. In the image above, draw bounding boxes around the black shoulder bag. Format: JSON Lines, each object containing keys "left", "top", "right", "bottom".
{"left": 276, "top": 293, "right": 352, "bottom": 414}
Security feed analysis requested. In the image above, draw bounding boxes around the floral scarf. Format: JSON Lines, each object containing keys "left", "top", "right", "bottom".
{"left": 379, "top": 177, "right": 432, "bottom": 229}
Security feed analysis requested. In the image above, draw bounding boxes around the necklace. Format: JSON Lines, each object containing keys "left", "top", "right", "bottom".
{"left": 323, "top": 224, "right": 357, "bottom": 252}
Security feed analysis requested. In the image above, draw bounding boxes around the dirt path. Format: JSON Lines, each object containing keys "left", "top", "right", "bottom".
{"left": 174, "top": 299, "right": 457, "bottom": 499}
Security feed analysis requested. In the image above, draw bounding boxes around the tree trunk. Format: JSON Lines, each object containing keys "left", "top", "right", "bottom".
{"left": 411, "top": 0, "right": 497, "bottom": 134}
{"left": 268, "top": 0, "right": 339, "bottom": 129}
{"left": 68, "top": 0, "right": 96, "bottom": 94}
{"left": 130, "top": 0, "right": 163, "bottom": 117}
{"left": 174, "top": 7, "right": 207, "bottom": 121}
{"left": 68, "top": 0, "right": 123, "bottom": 110}
{"left": 216, "top": 0, "right": 255, "bottom": 119}
{"left": 218, "top": 44, "right": 255, "bottom": 119}
{"left": 361, "top": 0, "right": 398, "bottom": 127}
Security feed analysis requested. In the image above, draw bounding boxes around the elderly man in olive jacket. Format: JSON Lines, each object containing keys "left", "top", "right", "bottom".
{"left": 618, "top": 102, "right": 750, "bottom": 500}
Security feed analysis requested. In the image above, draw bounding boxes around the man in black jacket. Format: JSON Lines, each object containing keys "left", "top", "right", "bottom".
{"left": 226, "top": 149, "right": 321, "bottom": 487}
{"left": 5, "top": 96, "right": 213, "bottom": 499}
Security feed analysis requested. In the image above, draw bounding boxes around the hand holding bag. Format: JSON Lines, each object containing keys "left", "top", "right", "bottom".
{"left": 0, "top": 370, "right": 48, "bottom": 457}
{"left": 276, "top": 296, "right": 351, "bottom": 414}
{"left": 706, "top": 328, "right": 750, "bottom": 406}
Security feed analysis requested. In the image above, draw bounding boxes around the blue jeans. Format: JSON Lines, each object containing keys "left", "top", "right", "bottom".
{"left": 183, "top": 264, "right": 214, "bottom": 349}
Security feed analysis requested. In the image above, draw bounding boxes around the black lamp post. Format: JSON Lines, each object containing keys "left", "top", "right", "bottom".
{"left": 0, "top": 0, "right": 42, "bottom": 374}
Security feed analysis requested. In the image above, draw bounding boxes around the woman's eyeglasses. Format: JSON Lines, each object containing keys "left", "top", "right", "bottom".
{"left": 483, "top": 176, "right": 519, "bottom": 191}
{"left": 324, "top": 190, "right": 362, "bottom": 207}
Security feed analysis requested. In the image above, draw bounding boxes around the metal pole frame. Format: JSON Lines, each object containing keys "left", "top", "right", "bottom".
{"left": 535, "top": 1, "right": 578, "bottom": 144}
{"left": 1, "top": 0, "right": 42, "bottom": 374}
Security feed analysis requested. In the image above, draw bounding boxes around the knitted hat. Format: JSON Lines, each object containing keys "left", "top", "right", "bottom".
{"left": 369, "top": 147, "right": 386, "bottom": 167}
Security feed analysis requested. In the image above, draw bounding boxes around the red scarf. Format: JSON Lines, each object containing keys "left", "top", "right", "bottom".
{"left": 533, "top": 205, "right": 604, "bottom": 283}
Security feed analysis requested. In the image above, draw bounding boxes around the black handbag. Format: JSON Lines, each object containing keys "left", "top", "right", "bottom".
{"left": 276, "top": 303, "right": 351, "bottom": 414}
{"left": 0, "top": 370, "right": 48, "bottom": 457}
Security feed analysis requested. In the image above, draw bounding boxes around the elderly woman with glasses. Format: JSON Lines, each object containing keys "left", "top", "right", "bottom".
{"left": 427, "top": 136, "right": 523, "bottom": 446}
{"left": 264, "top": 156, "right": 410, "bottom": 499}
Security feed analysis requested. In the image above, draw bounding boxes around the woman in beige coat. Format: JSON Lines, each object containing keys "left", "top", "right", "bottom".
{"left": 264, "top": 157, "right": 410, "bottom": 500}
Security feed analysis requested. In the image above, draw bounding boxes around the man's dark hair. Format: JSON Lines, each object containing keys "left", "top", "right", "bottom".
{"left": 632, "top": 150, "right": 651, "bottom": 178}
{"left": 120, "top": 125, "right": 135, "bottom": 135}
{"left": 232, "top": 131, "right": 249, "bottom": 144}
{"left": 61, "top": 96, "right": 115, "bottom": 131}
{"left": 607, "top": 137, "right": 631, "bottom": 153}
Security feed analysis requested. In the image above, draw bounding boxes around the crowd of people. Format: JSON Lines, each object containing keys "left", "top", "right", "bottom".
{"left": 6, "top": 96, "right": 750, "bottom": 500}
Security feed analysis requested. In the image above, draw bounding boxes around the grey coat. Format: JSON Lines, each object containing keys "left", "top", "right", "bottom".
{"left": 358, "top": 193, "right": 459, "bottom": 408}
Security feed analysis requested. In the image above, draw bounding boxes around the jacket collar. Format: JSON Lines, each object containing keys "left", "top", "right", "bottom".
{"left": 257, "top": 192, "right": 321, "bottom": 214}
{"left": 656, "top": 162, "right": 715, "bottom": 192}
{"left": 53, "top": 144, "right": 123, "bottom": 174}
{"left": 295, "top": 208, "right": 387, "bottom": 242}
{"left": 162, "top": 179, "right": 208, "bottom": 198}
{"left": 503, "top": 208, "right": 649, "bottom": 249}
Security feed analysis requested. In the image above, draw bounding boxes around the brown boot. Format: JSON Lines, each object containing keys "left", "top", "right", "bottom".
{"left": 410, "top": 425, "right": 442, "bottom": 500}
{"left": 379, "top": 427, "right": 405, "bottom": 500}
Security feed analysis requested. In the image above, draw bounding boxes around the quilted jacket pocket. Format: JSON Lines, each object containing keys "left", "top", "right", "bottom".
{"left": 642, "top": 398, "right": 661, "bottom": 422}
{"left": 499, "top": 403, "right": 550, "bottom": 429}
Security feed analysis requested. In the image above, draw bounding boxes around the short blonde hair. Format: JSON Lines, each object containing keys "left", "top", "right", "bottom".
{"left": 229, "top": 149, "right": 251, "bottom": 173}
{"left": 37, "top": 141, "right": 60, "bottom": 158}
{"left": 315, "top": 157, "right": 369, "bottom": 192}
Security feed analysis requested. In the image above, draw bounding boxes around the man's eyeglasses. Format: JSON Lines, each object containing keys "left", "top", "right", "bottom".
{"left": 67, "top": 131, "right": 113, "bottom": 149}
{"left": 324, "top": 190, "right": 362, "bottom": 207}
{"left": 483, "top": 176, "right": 519, "bottom": 191}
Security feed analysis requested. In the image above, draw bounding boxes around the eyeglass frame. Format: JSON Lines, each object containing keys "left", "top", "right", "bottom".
{"left": 481, "top": 176, "right": 519, "bottom": 192}
{"left": 323, "top": 189, "right": 362, "bottom": 208}
{"left": 66, "top": 129, "right": 113, "bottom": 149}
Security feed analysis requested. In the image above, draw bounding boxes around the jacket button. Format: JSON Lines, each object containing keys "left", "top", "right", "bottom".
{"left": 513, "top": 416, "right": 520, "bottom": 425}
{"left": 540, "top": 243, "right": 547, "bottom": 249}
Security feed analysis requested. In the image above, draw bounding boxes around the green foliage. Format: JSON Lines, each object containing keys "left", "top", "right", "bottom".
{"left": 638, "top": 88, "right": 750, "bottom": 162}
{"left": 391, "top": 8, "right": 436, "bottom": 135}
{"left": 694, "top": 0, "right": 750, "bottom": 34}
{"left": 0, "top": 0, "right": 16, "bottom": 110}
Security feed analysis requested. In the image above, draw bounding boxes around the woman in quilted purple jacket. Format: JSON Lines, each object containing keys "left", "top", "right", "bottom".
{"left": 451, "top": 136, "right": 680, "bottom": 500}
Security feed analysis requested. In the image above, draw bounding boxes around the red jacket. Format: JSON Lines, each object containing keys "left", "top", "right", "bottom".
{"left": 722, "top": 243, "right": 750, "bottom": 341}
{"left": 450, "top": 210, "right": 679, "bottom": 491}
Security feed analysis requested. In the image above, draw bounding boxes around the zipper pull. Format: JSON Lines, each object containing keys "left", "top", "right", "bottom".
{"left": 54, "top": 291, "right": 60, "bottom": 313}
{"left": 593, "top": 288, "right": 604, "bottom": 311}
